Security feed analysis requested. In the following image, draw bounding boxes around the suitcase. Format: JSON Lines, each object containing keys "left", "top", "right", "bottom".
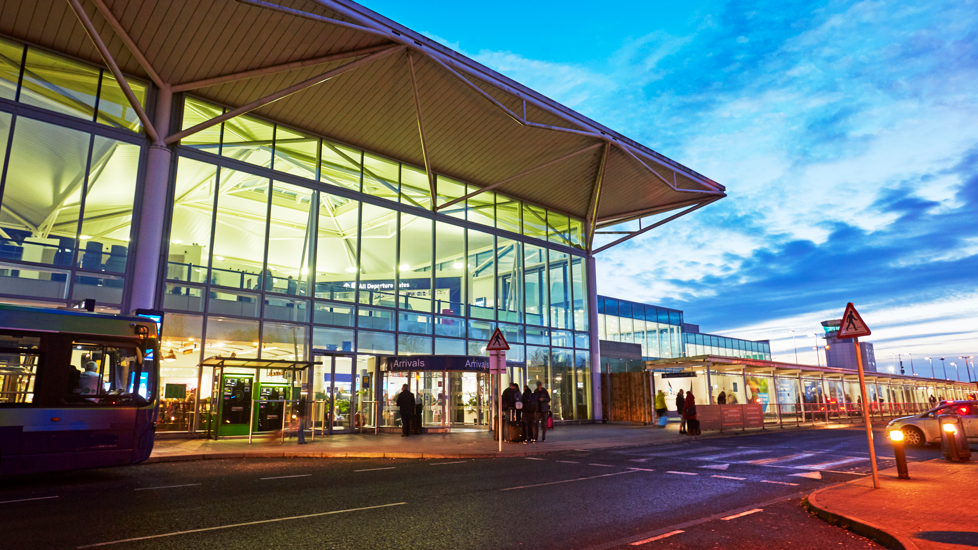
{"left": 546, "top": 413, "right": 554, "bottom": 430}
{"left": 657, "top": 415, "right": 669, "bottom": 427}
{"left": 688, "top": 419, "right": 701, "bottom": 435}
{"left": 506, "top": 421, "right": 525, "bottom": 443}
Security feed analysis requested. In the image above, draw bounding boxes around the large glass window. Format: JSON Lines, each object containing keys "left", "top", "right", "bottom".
{"left": 496, "top": 197, "right": 521, "bottom": 234}
{"left": 76, "top": 136, "right": 139, "bottom": 274}
{"left": 20, "top": 48, "right": 99, "bottom": 121}
{"left": 0, "top": 38, "right": 22, "bottom": 101}
{"left": 467, "top": 188, "right": 495, "bottom": 228}
{"left": 434, "top": 221, "right": 464, "bottom": 316}
{"left": 273, "top": 127, "right": 317, "bottom": 179}
{"left": 222, "top": 113, "right": 274, "bottom": 168}
{"left": 399, "top": 164, "right": 431, "bottom": 210}
{"left": 167, "top": 158, "right": 217, "bottom": 284}
{"left": 362, "top": 153, "right": 399, "bottom": 203}
{"left": 158, "top": 313, "right": 202, "bottom": 432}
{"left": 497, "top": 237, "right": 522, "bottom": 323}
{"left": 398, "top": 213, "right": 432, "bottom": 312}
{"left": 203, "top": 317, "right": 260, "bottom": 359}
{"left": 524, "top": 244, "right": 547, "bottom": 326}
{"left": 434, "top": 176, "right": 466, "bottom": 221}
{"left": 467, "top": 229, "right": 494, "bottom": 320}
{"left": 97, "top": 74, "right": 148, "bottom": 133}
{"left": 320, "top": 140, "right": 361, "bottom": 192}
{"left": 571, "top": 257, "right": 587, "bottom": 332}
{"left": 315, "top": 191, "right": 359, "bottom": 302}
{"left": 358, "top": 203, "right": 398, "bottom": 307}
{"left": 522, "top": 204, "right": 547, "bottom": 241}
{"left": 266, "top": 181, "right": 314, "bottom": 296}
{"left": 549, "top": 250, "right": 571, "bottom": 329}
{"left": 180, "top": 98, "right": 223, "bottom": 152}
{"left": 211, "top": 168, "right": 268, "bottom": 291}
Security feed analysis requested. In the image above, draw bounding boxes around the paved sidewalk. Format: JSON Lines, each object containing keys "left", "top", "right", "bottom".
{"left": 807, "top": 459, "right": 978, "bottom": 550}
{"left": 148, "top": 420, "right": 848, "bottom": 463}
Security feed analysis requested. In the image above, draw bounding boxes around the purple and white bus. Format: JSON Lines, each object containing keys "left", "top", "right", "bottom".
{"left": 0, "top": 304, "right": 159, "bottom": 475}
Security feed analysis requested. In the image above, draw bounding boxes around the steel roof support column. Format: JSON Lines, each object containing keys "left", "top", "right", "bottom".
{"left": 586, "top": 255, "right": 602, "bottom": 422}
{"left": 66, "top": 0, "right": 161, "bottom": 144}
{"left": 165, "top": 45, "right": 405, "bottom": 145}
{"left": 586, "top": 142, "right": 609, "bottom": 252}
{"left": 592, "top": 199, "right": 719, "bottom": 254}
{"left": 129, "top": 85, "right": 173, "bottom": 312}
{"left": 407, "top": 51, "right": 437, "bottom": 207}
{"left": 87, "top": 0, "right": 165, "bottom": 90}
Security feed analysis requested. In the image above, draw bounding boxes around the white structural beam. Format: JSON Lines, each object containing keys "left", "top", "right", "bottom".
{"left": 87, "top": 0, "right": 165, "bottom": 90}
{"left": 585, "top": 142, "right": 610, "bottom": 252}
{"left": 66, "top": 0, "right": 161, "bottom": 144}
{"left": 407, "top": 51, "right": 437, "bottom": 206}
{"left": 165, "top": 45, "right": 405, "bottom": 145}
{"left": 592, "top": 198, "right": 721, "bottom": 254}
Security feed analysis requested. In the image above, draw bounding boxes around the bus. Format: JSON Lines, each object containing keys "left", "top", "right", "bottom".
{"left": 0, "top": 303, "right": 159, "bottom": 475}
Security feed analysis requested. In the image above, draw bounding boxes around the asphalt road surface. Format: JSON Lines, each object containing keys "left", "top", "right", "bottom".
{"left": 1, "top": 427, "right": 941, "bottom": 549}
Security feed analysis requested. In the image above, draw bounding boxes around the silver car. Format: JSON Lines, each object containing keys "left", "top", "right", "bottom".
{"left": 886, "top": 401, "right": 978, "bottom": 447}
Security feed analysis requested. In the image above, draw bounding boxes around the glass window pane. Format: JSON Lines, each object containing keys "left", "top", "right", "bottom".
{"left": 400, "top": 164, "right": 431, "bottom": 210}
{"left": 267, "top": 181, "right": 314, "bottom": 296}
{"left": 434, "top": 315, "right": 465, "bottom": 338}
{"left": 315, "top": 191, "right": 359, "bottom": 302}
{"left": 468, "top": 319, "right": 494, "bottom": 341}
{"left": 398, "top": 213, "right": 432, "bottom": 312}
{"left": 434, "top": 221, "right": 464, "bottom": 316}
{"left": 358, "top": 306, "right": 395, "bottom": 331}
{"left": 313, "top": 326, "right": 354, "bottom": 352}
{"left": 575, "top": 350, "right": 591, "bottom": 419}
{"left": 495, "top": 197, "right": 520, "bottom": 234}
{"left": 526, "top": 345, "right": 549, "bottom": 388}
{"left": 571, "top": 256, "right": 587, "bottom": 332}
{"left": 97, "top": 74, "right": 148, "bottom": 133}
{"left": 568, "top": 218, "right": 585, "bottom": 250}
{"left": 211, "top": 168, "right": 268, "bottom": 291}
{"left": 522, "top": 203, "right": 547, "bottom": 241}
{"left": 551, "top": 329, "right": 573, "bottom": 348}
{"left": 207, "top": 289, "right": 259, "bottom": 317}
{"left": 549, "top": 249, "right": 571, "bottom": 329}
{"left": 398, "top": 334, "right": 432, "bottom": 354}
{"left": 498, "top": 322, "right": 524, "bottom": 344}
{"left": 358, "top": 203, "right": 398, "bottom": 307}
{"left": 261, "top": 322, "right": 308, "bottom": 361}
{"left": 399, "top": 312, "right": 433, "bottom": 335}
{"left": 0, "top": 262, "right": 69, "bottom": 299}
{"left": 526, "top": 326, "right": 549, "bottom": 346}
{"left": 20, "top": 48, "right": 98, "bottom": 120}
{"left": 467, "top": 230, "right": 494, "bottom": 320}
{"left": 273, "top": 127, "right": 318, "bottom": 179}
{"left": 496, "top": 237, "right": 522, "bottom": 323}
{"left": 435, "top": 337, "right": 465, "bottom": 355}
{"left": 435, "top": 175, "right": 466, "bottom": 220}
{"left": 524, "top": 244, "right": 548, "bottom": 326}
{"left": 204, "top": 317, "right": 260, "bottom": 359}
{"left": 358, "top": 330, "right": 394, "bottom": 354}
{"left": 0, "top": 117, "right": 89, "bottom": 268}
{"left": 0, "top": 38, "right": 24, "bottom": 100}
{"left": 313, "top": 301, "right": 355, "bottom": 327}
{"left": 166, "top": 158, "right": 217, "bottom": 284}
{"left": 180, "top": 98, "right": 223, "bottom": 152}
{"left": 467, "top": 187, "right": 494, "bottom": 227}
{"left": 162, "top": 284, "right": 204, "bottom": 312}
{"left": 158, "top": 313, "right": 202, "bottom": 432}
{"left": 552, "top": 349, "right": 571, "bottom": 420}
{"left": 222, "top": 113, "right": 273, "bottom": 168}
{"left": 320, "top": 140, "right": 361, "bottom": 192}
{"left": 548, "top": 211, "right": 570, "bottom": 247}
{"left": 362, "top": 153, "right": 399, "bottom": 202}
{"left": 575, "top": 332, "right": 589, "bottom": 349}
{"left": 77, "top": 137, "right": 139, "bottom": 274}
{"left": 263, "top": 296, "right": 309, "bottom": 323}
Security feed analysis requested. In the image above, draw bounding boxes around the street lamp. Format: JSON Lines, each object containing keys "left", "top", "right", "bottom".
{"left": 959, "top": 356, "right": 974, "bottom": 383}
{"left": 907, "top": 352, "right": 915, "bottom": 376}
{"left": 812, "top": 334, "right": 821, "bottom": 366}
{"left": 940, "top": 357, "right": 948, "bottom": 379}
{"left": 951, "top": 362, "right": 959, "bottom": 381}
{"left": 925, "top": 357, "right": 936, "bottom": 378}
{"left": 790, "top": 329, "right": 798, "bottom": 363}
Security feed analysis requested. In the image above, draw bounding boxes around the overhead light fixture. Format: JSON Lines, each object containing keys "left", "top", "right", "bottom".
{"left": 164, "top": 349, "right": 177, "bottom": 363}
{"left": 172, "top": 240, "right": 182, "bottom": 245}
{"left": 345, "top": 266, "right": 358, "bottom": 273}
{"left": 215, "top": 256, "right": 225, "bottom": 261}
{"left": 300, "top": 267, "right": 309, "bottom": 275}
{"left": 79, "top": 235, "right": 92, "bottom": 240}
{"left": 399, "top": 264, "right": 410, "bottom": 271}
{"left": 452, "top": 262, "right": 463, "bottom": 269}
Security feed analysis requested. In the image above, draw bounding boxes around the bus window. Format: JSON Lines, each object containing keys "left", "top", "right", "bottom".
{"left": 0, "top": 333, "right": 41, "bottom": 405}
{"left": 68, "top": 342, "right": 141, "bottom": 405}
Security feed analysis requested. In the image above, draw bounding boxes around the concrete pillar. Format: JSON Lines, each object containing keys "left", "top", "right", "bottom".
{"left": 586, "top": 255, "right": 602, "bottom": 422}
{"left": 129, "top": 86, "right": 173, "bottom": 312}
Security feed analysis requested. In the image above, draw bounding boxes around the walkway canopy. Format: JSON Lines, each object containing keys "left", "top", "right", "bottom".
{"left": 0, "top": 0, "right": 725, "bottom": 253}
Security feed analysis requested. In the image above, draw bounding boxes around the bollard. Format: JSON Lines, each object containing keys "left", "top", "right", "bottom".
{"left": 888, "top": 430, "right": 910, "bottom": 479}
{"left": 939, "top": 416, "right": 972, "bottom": 462}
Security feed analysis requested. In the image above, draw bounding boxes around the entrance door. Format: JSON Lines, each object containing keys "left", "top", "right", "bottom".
{"left": 449, "top": 372, "right": 489, "bottom": 427}
{"left": 313, "top": 354, "right": 357, "bottom": 434}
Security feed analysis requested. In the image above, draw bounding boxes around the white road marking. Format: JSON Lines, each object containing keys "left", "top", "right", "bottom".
{"left": 557, "top": 460, "right": 579, "bottom": 464}
{"left": 745, "top": 453, "right": 816, "bottom": 465}
{"left": 630, "top": 530, "right": 684, "bottom": 545}
{"left": 354, "top": 467, "right": 396, "bottom": 472}
{"left": 430, "top": 461, "right": 466, "bottom": 465}
{"left": 761, "top": 480, "right": 799, "bottom": 486}
{"left": 260, "top": 474, "right": 311, "bottom": 480}
{"left": 134, "top": 484, "right": 202, "bottom": 491}
{"left": 795, "top": 457, "right": 866, "bottom": 470}
{"left": 524, "top": 457, "right": 546, "bottom": 461}
{"left": 721, "top": 508, "right": 763, "bottom": 520}
{"left": 698, "top": 463, "right": 730, "bottom": 470}
{"left": 589, "top": 463, "right": 615, "bottom": 467}
{"left": 629, "top": 468, "right": 656, "bottom": 472}
{"left": 0, "top": 495, "right": 58, "bottom": 504}
{"left": 693, "top": 449, "right": 770, "bottom": 461}
{"left": 666, "top": 471, "right": 698, "bottom": 476}
{"left": 501, "top": 470, "right": 639, "bottom": 491}
{"left": 632, "top": 446, "right": 723, "bottom": 458}
{"left": 76, "top": 502, "right": 407, "bottom": 548}
{"left": 790, "top": 471, "right": 822, "bottom": 480}
{"left": 712, "top": 475, "right": 746, "bottom": 480}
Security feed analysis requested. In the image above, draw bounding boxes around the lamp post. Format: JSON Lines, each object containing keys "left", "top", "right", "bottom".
{"left": 925, "top": 357, "right": 935, "bottom": 378}
{"left": 940, "top": 357, "right": 948, "bottom": 379}
{"left": 951, "top": 362, "right": 958, "bottom": 382}
{"left": 812, "top": 334, "right": 821, "bottom": 366}
{"left": 959, "top": 356, "right": 974, "bottom": 383}
{"left": 907, "top": 352, "right": 915, "bottom": 376}
{"left": 790, "top": 329, "right": 798, "bottom": 364}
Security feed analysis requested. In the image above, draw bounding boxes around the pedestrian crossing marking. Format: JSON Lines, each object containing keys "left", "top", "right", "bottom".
{"left": 790, "top": 471, "right": 822, "bottom": 480}
{"left": 745, "top": 453, "right": 816, "bottom": 465}
{"left": 630, "top": 530, "right": 684, "bottom": 545}
{"left": 712, "top": 475, "right": 746, "bottom": 480}
{"left": 761, "top": 480, "right": 798, "bottom": 486}
{"left": 693, "top": 449, "right": 769, "bottom": 461}
{"left": 666, "top": 471, "right": 698, "bottom": 476}
{"left": 698, "top": 463, "right": 730, "bottom": 470}
{"left": 795, "top": 457, "right": 866, "bottom": 470}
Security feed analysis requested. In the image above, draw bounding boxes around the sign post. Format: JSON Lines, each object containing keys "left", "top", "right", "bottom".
{"left": 487, "top": 328, "right": 510, "bottom": 453}
{"left": 837, "top": 302, "right": 878, "bottom": 489}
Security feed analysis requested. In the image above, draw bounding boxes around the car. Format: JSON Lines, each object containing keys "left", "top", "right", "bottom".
{"left": 886, "top": 400, "right": 978, "bottom": 447}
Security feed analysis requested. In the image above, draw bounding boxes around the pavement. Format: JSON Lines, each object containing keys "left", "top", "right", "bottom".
{"left": 806, "top": 459, "right": 978, "bottom": 550}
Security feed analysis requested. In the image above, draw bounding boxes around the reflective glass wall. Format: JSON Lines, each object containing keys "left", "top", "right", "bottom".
{"left": 683, "top": 332, "right": 772, "bottom": 360}
{"left": 0, "top": 36, "right": 146, "bottom": 313}
{"left": 596, "top": 296, "right": 684, "bottom": 360}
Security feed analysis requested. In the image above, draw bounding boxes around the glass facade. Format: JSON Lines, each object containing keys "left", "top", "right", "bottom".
{"left": 683, "top": 331, "right": 772, "bottom": 360}
{"left": 596, "top": 296, "right": 684, "bottom": 360}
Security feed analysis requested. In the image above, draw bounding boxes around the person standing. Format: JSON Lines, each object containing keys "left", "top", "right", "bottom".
{"left": 684, "top": 391, "right": 698, "bottom": 435}
{"left": 676, "top": 389, "right": 686, "bottom": 434}
{"left": 522, "top": 385, "right": 538, "bottom": 442}
{"left": 717, "top": 390, "right": 727, "bottom": 405}
{"left": 534, "top": 381, "right": 551, "bottom": 442}
{"left": 296, "top": 395, "right": 307, "bottom": 444}
{"left": 396, "top": 383, "right": 415, "bottom": 437}
{"left": 654, "top": 390, "right": 668, "bottom": 426}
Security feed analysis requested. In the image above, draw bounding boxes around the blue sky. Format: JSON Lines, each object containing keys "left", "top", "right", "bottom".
{"left": 362, "top": 0, "right": 978, "bottom": 378}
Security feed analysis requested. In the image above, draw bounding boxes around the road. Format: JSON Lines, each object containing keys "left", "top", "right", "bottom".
{"left": 1, "top": 427, "right": 940, "bottom": 549}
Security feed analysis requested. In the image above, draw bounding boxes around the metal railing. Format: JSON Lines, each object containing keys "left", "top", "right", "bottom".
{"left": 763, "top": 401, "right": 933, "bottom": 428}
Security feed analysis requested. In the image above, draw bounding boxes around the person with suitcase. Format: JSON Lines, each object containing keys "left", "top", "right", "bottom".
{"left": 522, "top": 385, "right": 538, "bottom": 443}
{"left": 654, "top": 390, "right": 668, "bottom": 427}
{"left": 684, "top": 391, "right": 699, "bottom": 435}
{"left": 501, "top": 383, "right": 519, "bottom": 441}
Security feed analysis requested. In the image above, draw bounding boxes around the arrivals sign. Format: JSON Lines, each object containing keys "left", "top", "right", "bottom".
{"left": 382, "top": 355, "right": 523, "bottom": 373}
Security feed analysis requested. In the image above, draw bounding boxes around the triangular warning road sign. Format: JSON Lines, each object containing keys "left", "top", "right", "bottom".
{"left": 486, "top": 328, "right": 510, "bottom": 351}
{"left": 837, "top": 302, "right": 871, "bottom": 339}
